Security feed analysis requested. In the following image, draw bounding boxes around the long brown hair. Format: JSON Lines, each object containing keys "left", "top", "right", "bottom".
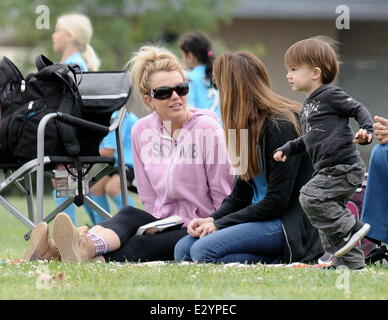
{"left": 213, "top": 51, "right": 302, "bottom": 181}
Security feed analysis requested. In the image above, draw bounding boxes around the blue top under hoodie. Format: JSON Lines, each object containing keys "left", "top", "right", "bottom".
{"left": 187, "top": 65, "right": 221, "bottom": 122}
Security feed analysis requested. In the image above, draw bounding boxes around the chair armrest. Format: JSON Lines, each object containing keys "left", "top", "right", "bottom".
{"left": 56, "top": 112, "right": 110, "bottom": 135}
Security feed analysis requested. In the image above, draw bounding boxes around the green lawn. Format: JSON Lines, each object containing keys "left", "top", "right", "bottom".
{"left": 0, "top": 196, "right": 387, "bottom": 300}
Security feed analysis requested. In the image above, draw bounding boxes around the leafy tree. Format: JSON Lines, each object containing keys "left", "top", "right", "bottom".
{"left": 0, "top": 0, "right": 236, "bottom": 71}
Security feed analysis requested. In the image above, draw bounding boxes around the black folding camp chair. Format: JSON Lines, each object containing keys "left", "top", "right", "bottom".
{"left": 0, "top": 70, "right": 131, "bottom": 240}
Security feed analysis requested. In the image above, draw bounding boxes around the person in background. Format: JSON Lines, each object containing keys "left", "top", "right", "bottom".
{"left": 51, "top": 13, "right": 100, "bottom": 225}
{"left": 84, "top": 110, "right": 139, "bottom": 224}
{"left": 52, "top": 13, "right": 100, "bottom": 71}
{"left": 179, "top": 31, "right": 221, "bottom": 122}
{"left": 51, "top": 13, "right": 135, "bottom": 226}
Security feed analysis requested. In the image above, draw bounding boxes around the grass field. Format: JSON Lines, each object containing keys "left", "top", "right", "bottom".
{"left": 0, "top": 196, "right": 387, "bottom": 300}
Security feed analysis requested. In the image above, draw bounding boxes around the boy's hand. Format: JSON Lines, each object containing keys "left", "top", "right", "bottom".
{"left": 273, "top": 150, "right": 287, "bottom": 162}
{"left": 353, "top": 129, "right": 372, "bottom": 144}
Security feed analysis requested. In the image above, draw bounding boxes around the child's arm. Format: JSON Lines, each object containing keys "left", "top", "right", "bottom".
{"left": 273, "top": 136, "right": 306, "bottom": 162}
{"left": 330, "top": 87, "right": 374, "bottom": 144}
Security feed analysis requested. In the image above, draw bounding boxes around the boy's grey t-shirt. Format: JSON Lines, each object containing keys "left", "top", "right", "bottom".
{"left": 278, "top": 84, "right": 373, "bottom": 173}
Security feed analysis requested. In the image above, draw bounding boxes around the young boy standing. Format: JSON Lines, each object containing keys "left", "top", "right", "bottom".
{"left": 273, "top": 36, "right": 373, "bottom": 270}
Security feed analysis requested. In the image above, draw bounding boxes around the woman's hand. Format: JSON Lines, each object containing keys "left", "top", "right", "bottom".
{"left": 373, "top": 116, "right": 388, "bottom": 145}
{"left": 196, "top": 222, "right": 218, "bottom": 238}
{"left": 187, "top": 217, "right": 214, "bottom": 237}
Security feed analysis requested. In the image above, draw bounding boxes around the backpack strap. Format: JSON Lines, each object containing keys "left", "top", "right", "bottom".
{"left": 56, "top": 89, "right": 80, "bottom": 155}
{"left": 73, "top": 157, "right": 84, "bottom": 207}
{"left": 35, "top": 54, "right": 54, "bottom": 71}
{"left": 54, "top": 66, "right": 82, "bottom": 155}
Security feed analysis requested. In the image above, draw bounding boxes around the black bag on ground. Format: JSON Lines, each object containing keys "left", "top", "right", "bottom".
{"left": 0, "top": 54, "right": 90, "bottom": 165}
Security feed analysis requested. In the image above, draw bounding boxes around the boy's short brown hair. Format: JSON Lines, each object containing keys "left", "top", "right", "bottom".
{"left": 284, "top": 36, "right": 339, "bottom": 84}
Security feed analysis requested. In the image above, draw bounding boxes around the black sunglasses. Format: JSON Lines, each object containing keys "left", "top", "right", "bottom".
{"left": 149, "top": 82, "right": 189, "bottom": 100}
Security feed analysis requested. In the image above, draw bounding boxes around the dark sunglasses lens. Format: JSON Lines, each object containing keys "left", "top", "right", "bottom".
{"left": 175, "top": 83, "right": 189, "bottom": 96}
{"left": 153, "top": 87, "right": 173, "bottom": 99}
{"left": 151, "top": 82, "right": 189, "bottom": 100}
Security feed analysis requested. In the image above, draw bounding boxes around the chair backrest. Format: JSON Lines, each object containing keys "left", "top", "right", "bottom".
{"left": 77, "top": 71, "right": 131, "bottom": 114}
{"left": 76, "top": 71, "right": 132, "bottom": 156}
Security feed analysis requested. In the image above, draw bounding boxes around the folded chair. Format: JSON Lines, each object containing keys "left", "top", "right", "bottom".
{"left": 0, "top": 70, "right": 132, "bottom": 240}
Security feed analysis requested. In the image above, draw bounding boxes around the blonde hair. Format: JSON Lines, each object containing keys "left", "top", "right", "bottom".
{"left": 57, "top": 13, "right": 100, "bottom": 71}
{"left": 214, "top": 51, "right": 302, "bottom": 181}
{"left": 284, "top": 36, "right": 339, "bottom": 84}
{"left": 128, "top": 46, "right": 186, "bottom": 111}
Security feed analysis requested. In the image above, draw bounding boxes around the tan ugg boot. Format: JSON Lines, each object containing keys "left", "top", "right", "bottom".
{"left": 52, "top": 213, "right": 96, "bottom": 262}
{"left": 24, "top": 222, "right": 61, "bottom": 261}
{"left": 77, "top": 226, "right": 89, "bottom": 234}
{"left": 91, "top": 255, "right": 106, "bottom": 263}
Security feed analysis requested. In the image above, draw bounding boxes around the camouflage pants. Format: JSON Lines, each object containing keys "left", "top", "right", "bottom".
{"left": 299, "top": 163, "right": 366, "bottom": 269}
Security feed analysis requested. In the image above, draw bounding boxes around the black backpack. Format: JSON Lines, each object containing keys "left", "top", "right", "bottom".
{"left": 0, "top": 54, "right": 86, "bottom": 165}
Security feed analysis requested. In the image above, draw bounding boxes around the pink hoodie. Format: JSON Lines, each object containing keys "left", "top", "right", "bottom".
{"left": 131, "top": 109, "right": 234, "bottom": 226}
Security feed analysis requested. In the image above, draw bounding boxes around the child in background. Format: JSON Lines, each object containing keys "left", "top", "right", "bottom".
{"left": 52, "top": 13, "right": 100, "bottom": 72}
{"left": 52, "top": 14, "right": 136, "bottom": 225}
{"left": 179, "top": 31, "right": 221, "bottom": 122}
{"left": 51, "top": 13, "right": 100, "bottom": 225}
{"left": 84, "top": 111, "right": 138, "bottom": 224}
{"left": 273, "top": 36, "right": 373, "bottom": 270}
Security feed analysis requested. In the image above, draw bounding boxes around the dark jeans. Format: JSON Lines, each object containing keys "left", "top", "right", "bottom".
{"left": 299, "top": 163, "right": 366, "bottom": 268}
{"left": 98, "top": 206, "right": 188, "bottom": 262}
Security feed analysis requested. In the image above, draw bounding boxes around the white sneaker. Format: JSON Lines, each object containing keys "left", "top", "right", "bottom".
{"left": 334, "top": 221, "right": 370, "bottom": 258}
